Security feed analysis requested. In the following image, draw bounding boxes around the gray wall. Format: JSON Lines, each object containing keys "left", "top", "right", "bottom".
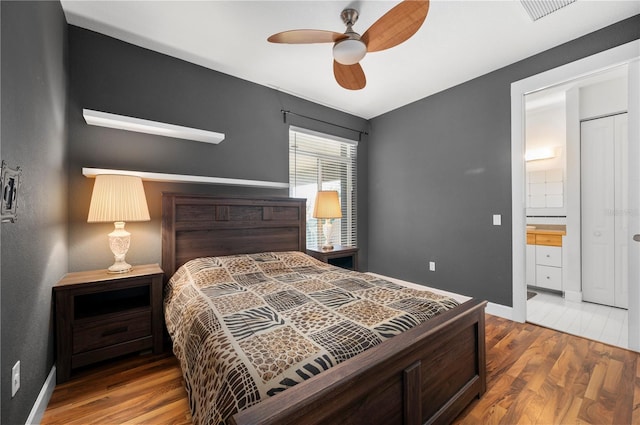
{"left": 67, "top": 27, "right": 369, "bottom": 273}
{"left": 1, "top": 2, "right": 68, "bottom": 424}
{"left": 367, "top": 15, "right": 640, "bottom": 306}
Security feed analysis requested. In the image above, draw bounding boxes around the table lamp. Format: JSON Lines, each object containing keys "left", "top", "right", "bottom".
{"left": 87, "top": 174, "right": 150, "bottom": 273}
{"left": 313, "top": 190, "right": 342, "bottom": 250}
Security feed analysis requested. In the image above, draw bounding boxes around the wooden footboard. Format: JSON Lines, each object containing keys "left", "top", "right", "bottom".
{"left": 230, "top": 298, "right": 486, "bottom": 425}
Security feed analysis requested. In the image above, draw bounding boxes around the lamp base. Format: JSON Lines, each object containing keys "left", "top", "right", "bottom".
{"left": 322, "top": 220, "right": 334, "bottom": 251}
{"left": 107, "top": 221, "right": 132, "bottom": 273}
{"left": 107, "top": 261, "right": 132, "bottom": 274}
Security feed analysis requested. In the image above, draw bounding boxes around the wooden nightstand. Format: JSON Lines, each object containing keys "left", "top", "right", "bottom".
{"left": 306, "top": 245, "right": 359, "bottom": 271}
{"left": 53, "top": 264, "right": 164, "bottom": 383}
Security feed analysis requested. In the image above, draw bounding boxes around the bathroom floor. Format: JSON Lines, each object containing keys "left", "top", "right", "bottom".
{"left": 527, "top": 291, "right": 628, "bottom": 349}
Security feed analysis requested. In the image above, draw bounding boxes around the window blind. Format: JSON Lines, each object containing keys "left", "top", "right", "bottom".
{"left": 289, "top": 126, "right": 358, "bottom": 249}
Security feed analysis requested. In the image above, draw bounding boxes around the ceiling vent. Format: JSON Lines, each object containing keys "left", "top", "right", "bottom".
{"left": 520, "top": 0, "right": 576, "bottom": 21}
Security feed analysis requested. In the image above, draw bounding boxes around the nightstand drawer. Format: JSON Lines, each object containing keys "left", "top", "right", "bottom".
{"left": 73, "top": 309, "right": 151, "bottom": 354}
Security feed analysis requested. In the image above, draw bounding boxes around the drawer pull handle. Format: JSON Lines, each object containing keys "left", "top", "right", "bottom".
{"left": 546, "top": 254, "right": 550, "bottom": 258}
{"left": 102, "top": 326, "right": 128, "bottom": 337}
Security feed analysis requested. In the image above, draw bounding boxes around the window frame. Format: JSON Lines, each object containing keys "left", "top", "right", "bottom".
{"left": 288, "top": 126, "right": 358, "bottom": 249}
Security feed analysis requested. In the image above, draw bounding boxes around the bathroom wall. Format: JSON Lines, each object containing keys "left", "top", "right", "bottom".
{"left": 525, "top": 98, "right": 567, "bottom": 220}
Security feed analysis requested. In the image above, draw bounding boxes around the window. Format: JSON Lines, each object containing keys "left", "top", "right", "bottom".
{"left": 289, "top": 126, "right": 357, "bottom": 249}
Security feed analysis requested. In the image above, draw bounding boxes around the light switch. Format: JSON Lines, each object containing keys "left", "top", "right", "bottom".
{"left": 493, "top": 214, "right": 501, "bottom": 226}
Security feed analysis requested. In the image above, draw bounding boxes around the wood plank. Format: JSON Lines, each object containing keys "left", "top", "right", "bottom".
{"left": 535, "top": 381, "right": 574, "bottom": 424}
{"left": 584, "top": 361, "right": 607, "bottom": 400}
{"left": 459, "top": 373, "right": 519, "bottom": 423}
{"left": 516, "top": 392, "right": 549, "bottom": 425}
{"left": 547, "top": 336, "right": 584, "bottom": 389}
{"left": 522, "top": 331, "right": 568, "bottom": 393}
{"left": 578, "top": 397, "right": 614, "bottom": 424}
{"left": 497, "top": 387, "right": 539, "bottom": 424}
{"left": 403, "top": 362, "right": 422, "bottom": 425}
{"left": 611, "top": 350, "right": 636, "bottom": 424}
{"left": 559, "top": 395, "right": 584, "bottom": 424}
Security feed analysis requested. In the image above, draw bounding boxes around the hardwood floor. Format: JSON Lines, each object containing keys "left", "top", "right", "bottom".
{"left": 454, "top": 315, "right": 639, "bottom": 425}
{"left": 41, "top": 352, "right": 191, "bottom": 424}
{"left": 42, "top": 314, "right": 640, "bottom": 425}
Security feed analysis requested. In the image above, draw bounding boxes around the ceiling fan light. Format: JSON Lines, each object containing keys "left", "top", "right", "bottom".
{"left": 333, "top": 39, "right": 367, "bottom": 65}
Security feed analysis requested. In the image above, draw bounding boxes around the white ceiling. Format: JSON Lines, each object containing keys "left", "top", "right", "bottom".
{"left": 60, "top": 0, "right": 639, "bottom": 119}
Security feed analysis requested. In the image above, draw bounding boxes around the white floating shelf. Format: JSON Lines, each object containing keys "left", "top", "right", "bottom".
{"left": 83, "top": 168, "right": 289, "bottom": 189}
{"left": 83, "top": 109, "right": 225, "bottom": 144}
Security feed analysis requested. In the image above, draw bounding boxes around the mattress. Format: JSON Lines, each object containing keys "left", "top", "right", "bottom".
{"left": 164, "top": 251, "right": 461, "bottom": 425}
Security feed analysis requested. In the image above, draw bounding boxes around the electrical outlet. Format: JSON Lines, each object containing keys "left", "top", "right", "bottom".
{"left": 429, "top": 261, "right": 436, "bottom": 272}
{"left": 12, "top": 360, "right": 20, "bottom": 398}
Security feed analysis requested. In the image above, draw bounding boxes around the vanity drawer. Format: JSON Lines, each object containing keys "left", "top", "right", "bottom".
{"left": 535, "top": 265, "right": 562, "bottom": 291}
{"left": 536, "top": 245, "right": 562, "bottom": 267}
{"left": 535, "top": 234, "right": 562, "bottom": 247}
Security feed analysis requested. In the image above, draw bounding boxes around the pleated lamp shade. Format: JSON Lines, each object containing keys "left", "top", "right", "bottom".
{"left": 313, "top": 190, "right": 342, "bottom": 250}
{"left": 313, "top": 190, "right": 342, "bottom": 219}
{"left": 87, "top": 175, "right": 150, "bottom": 223}
{"left": 87, "top": 175, "right": 150, "bottom": 273}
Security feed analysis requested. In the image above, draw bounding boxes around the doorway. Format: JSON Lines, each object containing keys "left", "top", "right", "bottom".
{"left": 523, "top": 67, "right": 630, "bottom": 349}
{"left": 511, "top": 40, "right": 640, "bottom": 351}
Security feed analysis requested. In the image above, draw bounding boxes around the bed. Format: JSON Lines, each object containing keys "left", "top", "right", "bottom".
{"left": 162, "top": 193, "right": 486, "bottom": 425}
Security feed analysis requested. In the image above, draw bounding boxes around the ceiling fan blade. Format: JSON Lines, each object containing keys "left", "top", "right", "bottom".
{"left": 362, "top": 0, "right": 429, "bottom": 53}
{"left": 333, "top": 61, "right": 366, "bottom": 90}
{"left": 268, "top": 30, "right": 348, "bottom": 44}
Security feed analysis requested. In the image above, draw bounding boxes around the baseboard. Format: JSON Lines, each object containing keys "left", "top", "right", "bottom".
{"left": 26, "top": 365, "right": 56, "bottom": 425}
{"left": 485, "top": 302, "right": 514, "bottom": 321}
{"left": 564, "top": 290, "right": 582, "bottom": 303}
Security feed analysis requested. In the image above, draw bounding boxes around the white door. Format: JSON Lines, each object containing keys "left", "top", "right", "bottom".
{"left": 581, "top": 113, "right": 628, "bottom": 308}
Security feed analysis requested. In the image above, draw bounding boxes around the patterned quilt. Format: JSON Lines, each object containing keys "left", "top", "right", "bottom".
{"left": 164, "top": 251, "right": 460, "bottom": 425}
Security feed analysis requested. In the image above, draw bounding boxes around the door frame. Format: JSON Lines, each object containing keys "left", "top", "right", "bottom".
{"left": 510, "top": 40, "right": 640, "bottom": 349}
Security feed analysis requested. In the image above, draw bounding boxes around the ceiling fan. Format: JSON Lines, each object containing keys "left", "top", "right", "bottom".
{"left": 267, "top": 0, "right": 430, "bottom": 90}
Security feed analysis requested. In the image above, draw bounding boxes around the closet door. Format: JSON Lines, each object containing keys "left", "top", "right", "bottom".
{"left": 581, "top": 114, "right": 628, "bottom": 308}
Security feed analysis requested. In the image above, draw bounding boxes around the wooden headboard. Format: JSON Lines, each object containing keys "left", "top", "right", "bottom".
{"left": 161, "top": 193, "right": 307, "bottom": 279}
